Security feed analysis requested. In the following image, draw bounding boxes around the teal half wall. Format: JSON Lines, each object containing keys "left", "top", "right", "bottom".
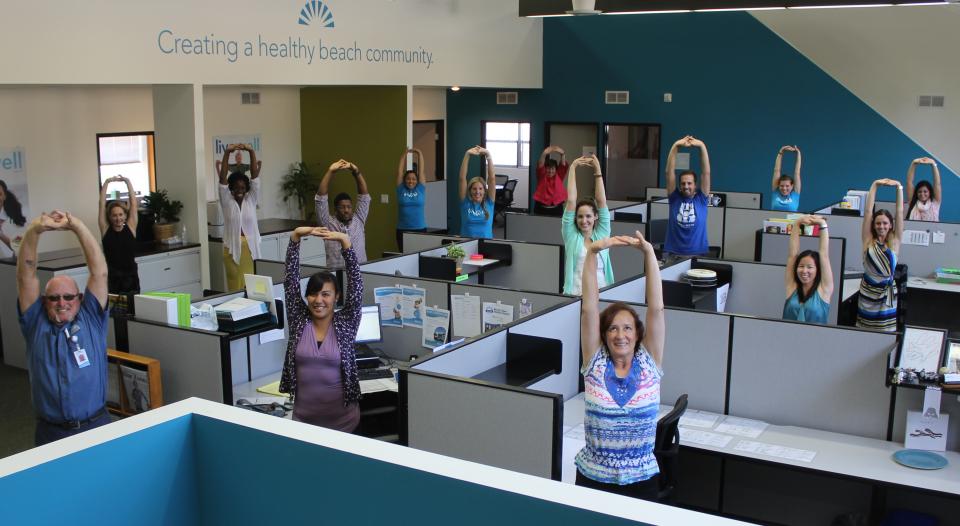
{"left": 446, "top": 12, "right": 958, "bottom": 232}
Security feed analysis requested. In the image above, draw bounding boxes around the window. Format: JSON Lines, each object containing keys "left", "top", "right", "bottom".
{"left": 484, "top": 122, "right": 530, "bottom": 168}
{"left": 97, "top": 132, "right": 156, "bottom": 197}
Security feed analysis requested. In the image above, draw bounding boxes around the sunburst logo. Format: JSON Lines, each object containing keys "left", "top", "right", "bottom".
{"left": 298, "top": 0, "right": 335, "bottom": 28}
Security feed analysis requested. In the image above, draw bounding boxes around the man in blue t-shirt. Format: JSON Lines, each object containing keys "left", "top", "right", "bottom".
{"left": 664, "top": 135, "right": 712, "bottom": 257}
{"left": 17, "top": 211, "right": 111, "bottom": 446}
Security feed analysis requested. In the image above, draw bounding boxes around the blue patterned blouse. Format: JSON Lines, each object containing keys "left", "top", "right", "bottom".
{"left": 575, "top": 345, "right": 662, "bottom": 485}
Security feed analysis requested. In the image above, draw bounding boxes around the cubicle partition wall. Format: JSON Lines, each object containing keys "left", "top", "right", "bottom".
{"left": 500, "top": 300, "right": 581, "bottom": 401}
{"left": 360, "top": 252, "right": 420, "bottom": 276}
{"left": 361, "top": 272, "right": 451, "bottom": 362}
{"left": 599, "top": 258, "right": 692, "bottom": 304}
{"left": 722, "top": 207, "right": 795, "bottom": 261}
{"left": 402, "top": 232, "right": 473, "bottom": 254}
{"left": 728, "top": 318, "right": 897, "bottom": 439}
{"left": 503, "top": 212, "right": 648, "bottom": 289}
{"left": 480, "top": 239, "right": 564, "bottom": 294}
{"left": 609, "top": 202, "right": 647, "bottom": 222}
{"left": 599, "top": 301, "right": 731, "bottom": 414}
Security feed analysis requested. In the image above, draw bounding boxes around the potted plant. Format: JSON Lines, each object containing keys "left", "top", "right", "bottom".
{"left": 445, "top": 244, "right": 466, "bottom": 274}
{"left": 280, "top": 161, "right": 316, "bottom": 221}
{"left": 143, "top": 189, "right": 184, "bottom": 242}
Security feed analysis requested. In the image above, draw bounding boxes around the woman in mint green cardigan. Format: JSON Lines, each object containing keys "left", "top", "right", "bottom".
{"left": 562, "top": 155, "right": 614, "bottom": 295}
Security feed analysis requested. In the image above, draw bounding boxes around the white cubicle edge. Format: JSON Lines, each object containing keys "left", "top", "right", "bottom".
{"left": 0, "top": 397, "right": 746, "bottom": 526}
{"left": 410, "top": 330, "right": 508, "bottom": 380}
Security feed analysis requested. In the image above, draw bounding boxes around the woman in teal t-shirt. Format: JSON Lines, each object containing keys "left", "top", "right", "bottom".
{"left": 783, "top": 214, "right": 833, "bottom": 324}
{"left": 770, "top": 145, "right": 802, "bottom": 211}
{"left": 458, "top": 146, "right": 496, "bottom": 238}
{"left": 562, "top": 154, "right": 614, "bottom": 295}
{"left": 395, "top": 147, "right": 426, "bottom": 251}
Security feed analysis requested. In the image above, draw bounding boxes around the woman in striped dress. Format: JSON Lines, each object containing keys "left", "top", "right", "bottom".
{"left": 576, "top": 230, "right": 665, "bottom": 501}
{"left": 856, "top": 178, "right": 903, "bottom": 331}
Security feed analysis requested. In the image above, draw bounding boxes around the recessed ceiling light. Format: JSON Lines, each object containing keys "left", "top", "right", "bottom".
{"left": 450, "top": 86, "right": 461, "bottom": 92}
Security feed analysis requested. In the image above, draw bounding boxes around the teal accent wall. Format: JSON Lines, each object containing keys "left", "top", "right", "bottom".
{"left": 0, "top": 416, "right": 198, "bottom": 526}
{"left": 446, "top": 12, "right": 958, "bottom": 231}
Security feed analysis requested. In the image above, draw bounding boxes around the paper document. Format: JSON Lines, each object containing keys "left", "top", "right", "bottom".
{"left": 400, "top": 285, "right": 426, "bottom": 328}
{"left": 899, "top": 327, "right": 945, "bottom": 372}
{"left": 374, "top": 286, "right": 403, "bottom": 328}
{"left": 902, "top": 230, "right": 930, "bottom": 246}
{"left": 679, "top": 410, "right": 721, "bottom": 429}
{"left": 482, "top": 301, "right": 514, "bottom": 331}
{"left": 422, "top": 306, "right": 451, "bottom": 349}
{"left": 679, "top": 428, "right": 733, "bottom": 448}
{"left": 360, "top": 378, "right": 399, "bottom": 394}
{"left": 715, "top": 416, "right": 768, "bottom": 438}
{"left": 734, "top": 440, "right": 817, "bottom": 463}
{"left": 450, "top": 294, "right": 481, "bottom": 337}
{"left": 256, "top": 380, "right": 285, "bottom": 397}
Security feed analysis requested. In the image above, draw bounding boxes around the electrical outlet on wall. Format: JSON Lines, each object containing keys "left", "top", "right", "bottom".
{"left": 663, "top": 93, "right": 672, "bottom": 103}
{"left": 380, "top": 194, "right": 389, "bottom": 204}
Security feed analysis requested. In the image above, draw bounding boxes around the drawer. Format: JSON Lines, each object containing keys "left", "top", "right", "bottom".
{"left": 139, "top": 250, "right": 201, "bottom": 292}
{"left": 260, "top": 235, "right": 281, "bottom": 261}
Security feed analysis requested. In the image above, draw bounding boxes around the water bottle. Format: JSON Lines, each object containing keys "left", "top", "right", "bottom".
{"left": 180, "top": 224, "right": 188, "bottom": 244}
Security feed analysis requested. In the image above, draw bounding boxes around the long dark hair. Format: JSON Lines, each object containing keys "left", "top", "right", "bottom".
{"left": 0, "top": 179, "right": 26, "bottom": 227}
{"left": 907, "top": 180, "right": 934, "bottom": 219}
{"left": 598, "top": 302, "right": 645, "bottom": 354}
{"left": 870, "top": 209, "right": 895, "bottom": 241}
{"left": 305, "top": 271, "right": 339, "bottom": 299}
{"left": 792, "top": 250, "right": 822, "bottom": 303}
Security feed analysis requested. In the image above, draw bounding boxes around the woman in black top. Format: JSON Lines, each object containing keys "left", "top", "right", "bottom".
{"left": 98, "top": 175, "right": 140, "bottom": 294}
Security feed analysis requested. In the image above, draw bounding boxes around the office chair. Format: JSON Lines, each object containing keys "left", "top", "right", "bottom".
{"left": 494, "top": 179, "right": 517, "bottom": 226}
{"left": 654, "top": 393, "right": 688, "bottom": 503}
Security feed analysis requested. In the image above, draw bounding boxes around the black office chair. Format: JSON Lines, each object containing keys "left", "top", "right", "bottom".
{"left": 654, "top": 393, "right": 688, "bottom": 503}
{"left": 494, "top": 179, "right": 517, "bottom": 226}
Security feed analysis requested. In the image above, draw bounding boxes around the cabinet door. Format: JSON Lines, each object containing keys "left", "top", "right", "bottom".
{"left": 138, "top": 249, "right": 201, "bottom": 292}
{"left": 299, "top": 235, "right": 325, "bottom": 260}
{"left": 260, "top": 235, "right": 280, "bottom": 261}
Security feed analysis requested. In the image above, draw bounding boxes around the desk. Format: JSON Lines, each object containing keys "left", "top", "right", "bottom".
{"left": 905, "top": 276, "right": 960, "bottom": 338}
{"left": 562, "top": 394, "right": 960, "bottom": 524}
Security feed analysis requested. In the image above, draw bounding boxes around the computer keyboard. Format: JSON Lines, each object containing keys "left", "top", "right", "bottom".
{"left": 358, "top": 368, "right": 394, "bottom": 381}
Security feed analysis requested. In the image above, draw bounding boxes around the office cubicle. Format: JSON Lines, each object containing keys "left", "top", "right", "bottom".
{"left": 404, "top": 299, "right": 581, "bottom": 480}
{"left": 402, "top": 231, "right": 472, "bottom": 254}
{"left": 599, "top": 258, "right": 692, "bottom": 304}
{"left": 721, "top": 207, "right": 797, "bottom": 261}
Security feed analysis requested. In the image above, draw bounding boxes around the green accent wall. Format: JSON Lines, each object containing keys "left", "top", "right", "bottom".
{"left": 300, "top": 86, "right": 407, "bottom": 258}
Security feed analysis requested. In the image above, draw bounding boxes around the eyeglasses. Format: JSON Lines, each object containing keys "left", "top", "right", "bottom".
{"left": 45, "top": 294, "right": 80, "bottom": 302}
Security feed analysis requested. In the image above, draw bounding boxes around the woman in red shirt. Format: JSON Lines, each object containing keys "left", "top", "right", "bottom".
{"left": 532, "top": 145, "right": 568, "bottom": 216}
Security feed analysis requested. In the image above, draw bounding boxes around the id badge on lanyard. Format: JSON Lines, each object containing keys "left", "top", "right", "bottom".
{"left": 66, "top": 325, "right": 89, "bottom": 369}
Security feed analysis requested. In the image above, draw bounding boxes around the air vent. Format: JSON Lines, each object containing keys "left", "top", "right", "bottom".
{"left": 496, "top": 92, "right": 518, "bottom": 105}
{"left": 919, "top": 95, "right": 944, "bottom": 108}
{"left": 241, "top": 92, "right": 261, "bottom": 105}
{"left": 605, "top": 90, "right": 629, "bottom": 105}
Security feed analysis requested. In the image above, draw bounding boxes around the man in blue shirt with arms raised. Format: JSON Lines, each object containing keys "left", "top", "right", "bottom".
{"left": 18, "top": 210, "right": 110, "bottom": 446}
{"left": 664, "top": 135, "right": 712, "bottom": 258}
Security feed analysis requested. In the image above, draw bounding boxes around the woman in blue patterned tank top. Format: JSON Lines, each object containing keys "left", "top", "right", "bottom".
{"left": 782, "top": 214, "right": 834, "bottom": 324}
{"left": 576, "top": 229, "right": 665, "bottom": 501}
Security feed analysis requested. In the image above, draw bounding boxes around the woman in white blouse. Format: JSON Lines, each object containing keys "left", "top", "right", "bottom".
{"left": 217, "top": 143, "right": 261, "bottom": 291}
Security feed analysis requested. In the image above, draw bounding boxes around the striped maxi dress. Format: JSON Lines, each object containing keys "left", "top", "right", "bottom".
{"left": 856, "top": 240, "right": 898, "bottom": 331}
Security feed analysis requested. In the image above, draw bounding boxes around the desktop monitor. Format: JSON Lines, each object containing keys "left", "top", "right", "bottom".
{"left": 356, "top": 305, "right": 383, "bottom": 344}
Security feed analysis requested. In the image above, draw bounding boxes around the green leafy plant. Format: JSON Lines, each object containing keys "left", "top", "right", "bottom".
{"left": 280, "top": 161, "right": 316, "bottom": 221}
{"left": 445, "top": 245, "right": 466, "bottom": 259}
{"left": 143, "top": 189, "right": 184, "bottom": 224}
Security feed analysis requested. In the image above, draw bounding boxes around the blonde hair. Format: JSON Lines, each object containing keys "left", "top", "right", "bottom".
{"left": 467, "top": 177, "right": 489, "bottom": 220}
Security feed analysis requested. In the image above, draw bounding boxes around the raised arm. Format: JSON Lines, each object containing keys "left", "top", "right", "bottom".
{"left": 245, "top": 145, "right": 261, "bottom": 180}
{"left": 771, "top": 146, "right": 786, "bottom": 192}
{"left": 16, "top": 215, "right": 55, "bottom": 311}
{"left": 862, "top": 180, "right": 880, "bottom": 245}
{"left": 218, "top": 144, "right": 235, "bottom": 185}
{"left": 564, "top": 157, "right": 585, "bottom": 212}
{"left": 396, "top": 149, "right": 411, "bottom": 186}
{"left": 67, "top": 213, "right": 108, "bottom": 308}
{"left": 636, "top": 231, "right": 664, "bottom": 366}
{"left": 813, "top": 215, "right": 833, "bottom": 299}
{"left": 906, "top": 158, "right": 918, "bottom": 205}
{"left": 458, "top": 146, "right": 480, "bottom": 200}
{"left": 786, "top": 215, "right": 804, "bottom": 293}
{"left": 120, "top": 175, "right": 138, "bottom": 233}
{"left": 481, "top": 147, "right": 496, "bottom": 202}
{"left": 317, "top": 159, "right": 346, "bottom": 198}
{"left": 792, "top": 146, "right": 802, "bottom": 194}
{"left": 893, "top": 179, "right": 904, "bottom": 245}
{"left": 412, "top": 148, "right": 426, "bottom": 185}
{"left": 347, "top": 162, "right": 369, "bottom": 196}
{"left": 589, "top": 154, "right": 607, "bottom": 209}
{"left": 665, "top": 137, "right": 686, "bottom": 194}
{"left": 316, "top": 228, "right": 361, "bottom": 319}
{"left": 580, "top": 236, "right": 634, "bottom": 364}
{"left": 931, "top": 159, "right": 943, "bottom": 203}
{"left": 284, "top": 226, "right": 316, "bottom": 320}
{"left": 98, "top": 178, "right": 112, "bottom": 236}
{"left": 691, "top": 137, "right": 711, "bottom": 197}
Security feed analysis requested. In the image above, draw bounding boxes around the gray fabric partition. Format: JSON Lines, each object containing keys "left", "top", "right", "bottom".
{"left": 698, "top": 258, "right": 791, "bottom": 321}
{"left": 127, "top": 320, "right": 227, "bottom": 403}
{"left": 728, "top": 317, "right": 897, "bottom": 439}
{"left": 402, "top": 231, "right": 447, "bottom": 253}
{"left": 511, "top": 301, "right": 582, "bottom": 401}
{"left": 609, "top": 220, "right": 647, "bottom": 281}
{"left": 757, "top": 234, "right": 845, "bottom": 323}
{"left": 646, "top": 188, "right": 761, "bottom": 209}
{"left": 482, "top": 240, "right": 563, "bottom": 294}
{"left": 811, "top": 214, "right": 863, "bottom": 273}
{"left": 360, "top": 253, "right": 419, "bottom": 276}
{"left": 411, "top": 330, "right": 508, "bottom": 378}
{"left": 361, "top": 272, "right": 450, "bottom": 361}
{"left": 649, "top": 201, "right": 725, "bottom": 252}
{"left": 448, "top": 283, "right": 569, "bottom": 335}
{"left": 722, "top": 207, "right": 795, "bottom": 260}
{"left": 406, "top": 371, "right": 560, "bottom": 479}
{"left": 600, "top": 301, "right": 730, "bottom": 414}
{"left": 610, "top": 203, "right": 647, "bottom": 222}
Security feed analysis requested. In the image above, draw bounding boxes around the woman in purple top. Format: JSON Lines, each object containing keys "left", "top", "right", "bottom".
{"left": 279, "top": 226, "right": 363, "bottom": 432}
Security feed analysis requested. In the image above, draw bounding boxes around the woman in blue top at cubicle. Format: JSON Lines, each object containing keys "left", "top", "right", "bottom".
{"left": 770, "top": 145, "right": 802, "bottom": 212}
{"left": 395, "top": 147, "right": 427, "bottom": 251}
{"left": 857, "top": 179, "right": 904, "bottom": 332}
{"left": 562, "top": 154, "right": 613, "bottom": 295}
{"left": 279, "top": 226, "right": 364, "bottom": 432}
{"left": 905, "top": 157, "right": 942, "bottom": 222}
{"left": 458, "top": 146, "right": 496, "bottom": 238}
{"left": 783, "top": 215, "right": 833, "bottom": 324}
{"left": 576, "top": 230, "right": 665, "bottom": 501}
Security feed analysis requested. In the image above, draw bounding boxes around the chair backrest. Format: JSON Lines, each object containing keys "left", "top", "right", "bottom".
{"left": 497, "top": 179, "right": 518, "bottom": 208}
{"left": 654, "top": 393, "right": 688, "bottom": 501}
{"left": 495, "top": 174, "right": 509, "bottom": 187}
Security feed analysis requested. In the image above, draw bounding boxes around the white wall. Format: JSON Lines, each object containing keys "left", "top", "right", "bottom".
{"left": 753, "top": 5, "right": 960, "bottom": 175}
{"left": 0, "top": 86, "right": 154, "bottom": 251}
{"left": 412, "top": 87, "right": 446, "bottom": 121}
{"left": 202, "top": 86, "right": 303, "bottom": 220}
{"left": 2, "top": 0, "right": 542, "bottom": 89}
